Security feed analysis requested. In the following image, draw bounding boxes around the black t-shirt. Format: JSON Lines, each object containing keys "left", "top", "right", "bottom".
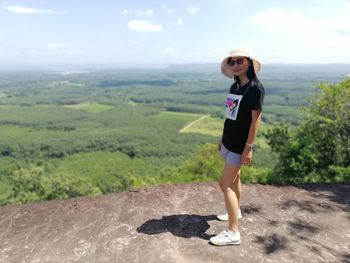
{"left": 222, "top": 77, "right": 265, "bottom": 154}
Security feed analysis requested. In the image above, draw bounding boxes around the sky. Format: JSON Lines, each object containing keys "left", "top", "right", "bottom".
{"left": 1, "top": 0, "right": 350, "bottom": 67}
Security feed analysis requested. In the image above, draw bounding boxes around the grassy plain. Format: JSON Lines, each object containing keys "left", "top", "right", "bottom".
{"left": 64, "top": 102, "right": 115, "bottom": 112}
{"left": 180, "top": 115, "right": 222, "bottom": 137}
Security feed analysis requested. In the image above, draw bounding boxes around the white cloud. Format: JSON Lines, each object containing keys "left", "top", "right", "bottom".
{"left": 161, "top": 5, "right": 173, "bottom": 14}
{"left": 246, "top": 6, "right": 350, "bottom": 36}
{"left": 246, "top": 8, "right": 306, "bottom": 33}
{"left": 121, "top": 9, "right": 154, "bottom": 17}
{"left": 4, "top": 5, "right": 56, "bottom": 15}
{"left": 187, "top": 5, "right": 200, "bottom": 14}
{"left": 246, "top": 6, "right": 350, "bottom": 63}
{"left": 128, "top": 20, "right": 163, "bottom": 32}
{"left": 129, "top": 40, "right": 137, "bottom": 44}
{"left": 327, "top": 4, "right": 350, "bottom": 36}
{"left": 176, "top": 18, "right": 183, "bottom": 26}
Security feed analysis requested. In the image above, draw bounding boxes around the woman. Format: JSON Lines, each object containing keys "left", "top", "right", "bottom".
{"left": 209, "top": 48, "right": 265, "bottom": 246}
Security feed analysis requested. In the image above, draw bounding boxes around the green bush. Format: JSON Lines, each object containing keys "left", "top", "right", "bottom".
{"left": 44, "top": 173, "right": 101, "bottom": 201}
{"left": 2, "top": 165, "right": 102, "bottom": 205}
{"left": 267, "top": 79, "right": 350, "bottom": 183}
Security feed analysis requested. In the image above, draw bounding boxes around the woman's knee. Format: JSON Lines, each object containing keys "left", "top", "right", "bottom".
{"left": 219, "top": 176, "right": 231, "bottom": 191}
{"left": 218, "top": 178, "right": 226, "bottom": 191}
{"left": 219, "top": 177, "right": 236, "bottom": 192}
{"left": 219, "top": 164, "right": 240, "bottom": 191}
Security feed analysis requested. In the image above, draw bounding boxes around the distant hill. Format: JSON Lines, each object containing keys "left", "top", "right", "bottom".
{"left": 166, "top": 63, "right": 350, "bottom": 80}
{"left": 1, "top": 63, "right": 350, "bottom": 81}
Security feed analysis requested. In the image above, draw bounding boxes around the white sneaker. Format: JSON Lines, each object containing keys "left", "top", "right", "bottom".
{"left": 210, "top": 230, "right": 241, "bottom": 246}
{"left": 216, "top": 209, "right": 242, "bottom": 221}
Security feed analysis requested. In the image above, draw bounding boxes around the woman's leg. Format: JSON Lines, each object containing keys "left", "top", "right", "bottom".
{"left": 230, "top": 170, "right": 241, "bottom": 208}
{"left": 219, "top": 163, "right": 241, "bottom": 232}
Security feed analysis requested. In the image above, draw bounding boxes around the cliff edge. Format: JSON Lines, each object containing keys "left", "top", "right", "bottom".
{"left": 0, "top": 182, "right": 349, "bottom": 263}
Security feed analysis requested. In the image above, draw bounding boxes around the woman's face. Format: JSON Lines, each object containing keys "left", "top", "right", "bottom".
{"left": 228, "top": 57, "right": 250, "bottom": 78}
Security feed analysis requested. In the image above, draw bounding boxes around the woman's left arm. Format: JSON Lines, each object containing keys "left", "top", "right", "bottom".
{"left": 241, "top": 110, "right": 262, "bottom": 165}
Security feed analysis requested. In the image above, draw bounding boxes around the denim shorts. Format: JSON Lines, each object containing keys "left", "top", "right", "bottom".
{"left": 220, "top": 144, "right": 242, "bottom": 166}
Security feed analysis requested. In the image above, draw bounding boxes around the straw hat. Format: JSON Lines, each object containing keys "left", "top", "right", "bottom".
{"left": 221, "top": 48, "right": 261, "bottom": 78}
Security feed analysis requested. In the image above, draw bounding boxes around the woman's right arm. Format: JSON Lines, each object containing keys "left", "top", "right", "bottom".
{"left": 218, "top": 133, "right": 223, "bottom": 151}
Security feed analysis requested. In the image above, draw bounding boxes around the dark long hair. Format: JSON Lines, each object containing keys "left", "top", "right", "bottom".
{"left": 233, "top": 58, "right": 257, "bottom": 85}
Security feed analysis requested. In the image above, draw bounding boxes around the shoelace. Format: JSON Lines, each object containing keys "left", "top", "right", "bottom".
{"left": 217, "top": 231, "right": 230, "bottom": 238}
{"left": 217, "top": 230, "right": 239, "bottom": 242}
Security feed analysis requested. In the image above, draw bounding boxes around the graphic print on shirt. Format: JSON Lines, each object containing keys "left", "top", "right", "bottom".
{"left": 225, "top": 93, "right": 243, "bottom": 120}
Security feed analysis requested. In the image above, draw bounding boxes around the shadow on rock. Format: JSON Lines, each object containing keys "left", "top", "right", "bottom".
{"left": 279, "top": 199, "right": 334, "bottom": 214}
{"left": 254, "top": 233, "right": 288, "bottom": 254}
{"left": 288, "top": 218, "right": 320, "bottom": 234}
{"left": 241, "top": 204, "right": 261, "bottom": 215}
{"left": 341, "top": 253, "right": 350, "bottom": 262}
{"left": 137, "top": 214, "right": 216, "bottom": 240}
{"left": 279, "top": 184, "right": 350, "bottom": 215}
{"left": 298, "top": 183, "right": 350, "bottom": 211}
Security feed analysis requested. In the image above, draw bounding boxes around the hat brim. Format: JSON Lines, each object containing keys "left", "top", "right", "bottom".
{"left": 221, "top": 54, "right": 261, "bottom": 79}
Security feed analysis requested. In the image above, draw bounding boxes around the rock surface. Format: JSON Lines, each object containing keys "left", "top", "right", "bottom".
{"left": 0, "top": 182, "right": 349, "bottom": 263}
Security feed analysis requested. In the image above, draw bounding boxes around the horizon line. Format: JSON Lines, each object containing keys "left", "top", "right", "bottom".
{"left": 1, "top": 63, "right": 350, "bottom": 73}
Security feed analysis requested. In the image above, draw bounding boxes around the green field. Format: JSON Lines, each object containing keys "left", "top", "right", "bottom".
{"left": 180, "top": 114, "right": 223, "bottom": 137}
{"left": 64, "top": 102, "right": 115, "bottom": 112}
{"left": 0, "top": 65, "right": 349, "bottom": 205}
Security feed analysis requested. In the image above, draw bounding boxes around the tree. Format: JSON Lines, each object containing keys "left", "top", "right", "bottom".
{"left": 303, "top": 79, "right": 350, "bottom": 168}
{"left": 267, "top": 78, "right": 350, "bottom": 183}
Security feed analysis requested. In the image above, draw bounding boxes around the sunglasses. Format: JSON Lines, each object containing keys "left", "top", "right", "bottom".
{"left": 227, "top": 57, "right": 245, "bottom": 67}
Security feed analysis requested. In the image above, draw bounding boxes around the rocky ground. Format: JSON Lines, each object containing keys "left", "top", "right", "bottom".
{"left": 0, "top": 182, "right": 349, "bottom": 263}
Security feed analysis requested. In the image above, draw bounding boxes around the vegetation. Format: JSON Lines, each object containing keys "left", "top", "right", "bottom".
{"left": 267, "top": 79, "right": 350, "bottom": 183}
{"left": 0, "top": 65, "right": 349, "bottom": 205}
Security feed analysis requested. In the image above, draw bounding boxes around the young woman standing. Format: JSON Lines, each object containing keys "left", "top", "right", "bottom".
{"left": 209, "top": 48, "right": 265, "bottom": 246}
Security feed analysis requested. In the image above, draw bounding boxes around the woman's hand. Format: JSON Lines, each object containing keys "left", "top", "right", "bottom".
{"left": 241, "top": 146, "right": 252, "bottom": 166}
{"left": 218, "top": 141, "right": 222, "bottom": 152}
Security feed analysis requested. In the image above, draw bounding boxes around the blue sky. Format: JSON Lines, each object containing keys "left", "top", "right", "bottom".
{"left": 1, "top": 0, "right": 350, "bottom": 67}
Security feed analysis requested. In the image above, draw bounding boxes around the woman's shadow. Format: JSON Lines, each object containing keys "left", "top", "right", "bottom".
{"left": 137, "top": 214, "right": 217, "bottom": 240}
